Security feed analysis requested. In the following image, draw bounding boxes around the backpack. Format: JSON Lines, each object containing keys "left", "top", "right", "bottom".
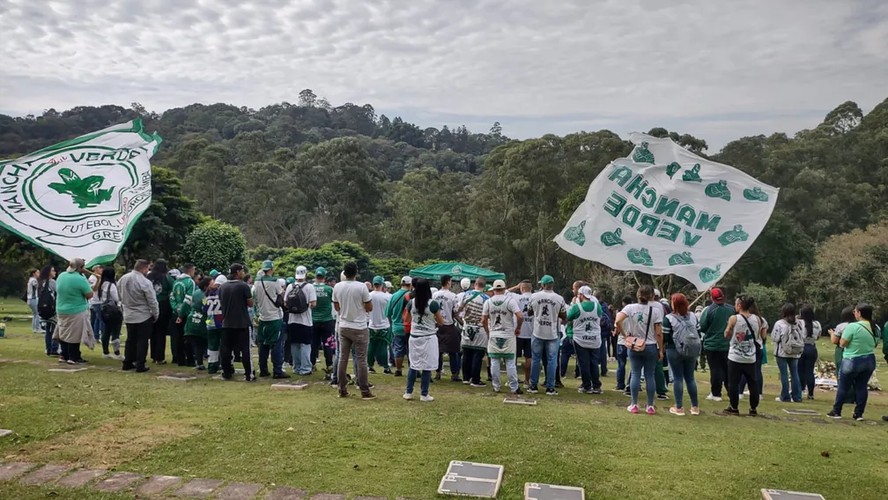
{"left": 37, "top": 281, "right": 56, "bottom": 320}
{"left": 669, "top": 313, "right": 702, "bottom": 358}
{"left": 780, "top": 321, "right": 805, "bottom": 357}
{"left": 286, "top": 283, "right": 309, "bottom": 314}
{"left": 100, "top": 282, "right": 122, "bottom": 324}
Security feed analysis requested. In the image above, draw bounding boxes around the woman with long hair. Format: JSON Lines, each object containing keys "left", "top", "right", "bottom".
{"left": 146, "top": 259, "right": 174, "bottom": 364}
{"left": 97, "top": 267, "right": 122, "bottom": 359}
{"left": 798, "top": 305, "right": 821, "bottom": 400}
{"left": 829, "top": 307, "right": 856, "bottom": 405}
{"left": 38, "top": 265, "right": 58, "bottom": 356}
{"left": 663, "top": 293, "right": 700, "bottom": 416}
{"left": 723, "top": 296, "right": 764, "bottom": 416}
{"left": 771, "top": 303, "right": 803, "bottom": 403}
{"left": 403, "top": 278, "right": 443, "bottom": 402}
{"left": 737, "top": 301, "right": 768, "bottom": 398}
{"left": 614, "top": 285, "right": 663, "bottom": 415}
{"left": 828, "top": 304, "right": 880, "bottom": 420}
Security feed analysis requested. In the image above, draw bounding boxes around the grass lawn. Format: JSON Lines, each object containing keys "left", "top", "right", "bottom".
{"left": 1, "top": 298, "right": 887, "bottom": 499}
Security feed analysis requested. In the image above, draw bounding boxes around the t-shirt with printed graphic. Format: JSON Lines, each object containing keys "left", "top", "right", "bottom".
{"left": 460, "top": 291, "right": 488, "bottom": 327}
{"left": 432, "top": 289, "right": 459, "bottom": 326}
{"left": 516, "top": 292, "right": 533, "bottom": 339}
{"left": 482, "top": 294, "right": 521, "bottom": 338}
{"left": 204, "top": 288, "right": 223, "bottom": 329}
{"left": 567, "top": 299, "right": 603, "bottom": 349}
{"left": 185, "top": 288, "right": 208, "bottom": 339}
{"left": 408, "top": 299, "right": 441, "bottom": 337}
{"left": 619, "top": 302, "right": 663, "bottom": 345}
{"left": 728, "top": 313, "right": 761, "bottom": 364}
{"left": 528, "top": 290, "right": 567, "bottom": 340}
{"left": 368, "top": 290, "right": 391, "bottom": 329}
{"left": 311, "top": 282, "right": 335, "bottom": 323}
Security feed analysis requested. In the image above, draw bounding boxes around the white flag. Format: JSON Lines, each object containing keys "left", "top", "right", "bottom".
{"left": 0, "top": 119, "right": 161, "bottom": 266}
{"left": 555, "top": 133, "right": 778, "bottom": 290}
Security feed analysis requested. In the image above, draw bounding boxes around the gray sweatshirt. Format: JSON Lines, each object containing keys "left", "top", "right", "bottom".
{"left": 118, "top": 270, "right": 159, "bottom": 324}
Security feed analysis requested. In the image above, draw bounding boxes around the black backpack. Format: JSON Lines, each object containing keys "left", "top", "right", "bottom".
{"left": 286, "top": 283, "right": 310, "bottom": 314}
{"left": 37, "top": 281, "right": 56, "bottom": 320}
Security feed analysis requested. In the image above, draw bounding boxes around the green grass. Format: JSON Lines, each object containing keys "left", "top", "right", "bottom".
{"left": 1, "top": 298, "right": 887, "bottom": 499}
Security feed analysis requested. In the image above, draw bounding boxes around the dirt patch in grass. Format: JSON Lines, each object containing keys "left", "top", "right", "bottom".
{"left": 8, "top": 409, "right": 200, "bottom": 468}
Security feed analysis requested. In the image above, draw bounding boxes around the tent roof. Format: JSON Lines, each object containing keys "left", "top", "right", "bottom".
{"left": 409, "top": 262, "right": 505, "bottom": 281}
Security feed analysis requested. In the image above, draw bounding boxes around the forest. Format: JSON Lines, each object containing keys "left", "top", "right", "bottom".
{"left": 1, "top": 91, "right": 886, "bottom": 321}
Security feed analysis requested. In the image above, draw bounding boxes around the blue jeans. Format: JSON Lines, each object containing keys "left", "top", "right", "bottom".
{"left": 90, "top": 304, "right": 104, "bottom": 341}
{"left": 574, "top": 343, "right": 601, "bottom": 391}
{"left": 44, "top": 320, "right": 58, "bottom": 355}
{"left": 666, "top": 348, "right": 699, "bottom": 408}
{"left": 832, "top": 354, "right": 876, "bottom": 417}
{"left": 799, "top": 344, "right": 818, "bottom": 398}
{"left": 628, "top": 343, "right": 658, "bottom": 407}
{"left": 530, "top": 338, "right": 559, "bottom": 391}
{"left": 776, "top": 356, "right": 802, "bottom": 402}
{"left": 290, "top": 342, "right": 312, "bottom": 375}
{"left": 559, "top": 338, "right": 575, "bottom": 377}
{"left": 616, "top": 344, "right": 628, "bottom": 390}
{"left": 406, "top": 369, "right": 432, "bottom": 396}
{"left": 28, "top": 299, "right": 40, "bottom": 332}
{"left": 331, "top": 330, "right": 358, "bottom": 383}
{"left": 259, "top": 340, "right": 284, "bottom": 376}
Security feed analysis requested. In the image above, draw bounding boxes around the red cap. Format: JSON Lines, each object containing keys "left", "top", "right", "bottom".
{"left": 711, "top": 288, "right": 725, "bottom": 303}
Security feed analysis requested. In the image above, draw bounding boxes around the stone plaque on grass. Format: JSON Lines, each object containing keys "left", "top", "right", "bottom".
{"left": 525, "top": 482, "right": 585, "bottom": 500}
{"left": 761, "top": 489, "right": 825, "bottom": 499}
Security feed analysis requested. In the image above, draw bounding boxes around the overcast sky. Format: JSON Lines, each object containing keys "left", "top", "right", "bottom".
{"left": 1, "top": 0, "right": 886, "bottom": 151}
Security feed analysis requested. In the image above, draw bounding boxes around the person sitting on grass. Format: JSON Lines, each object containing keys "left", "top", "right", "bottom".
{"left": 403, "top": 278, "right": 443, "bottom": 402}
{"left": 723, "top": 295, "right": 764, "bottom": 416}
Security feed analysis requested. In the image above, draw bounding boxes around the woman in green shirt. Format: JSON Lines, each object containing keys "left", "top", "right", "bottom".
{"left": 827, "top": 304, "right": 879, "bottom": 421}
{"left": 147, "top": 260, "right": 175, "bottom": 365}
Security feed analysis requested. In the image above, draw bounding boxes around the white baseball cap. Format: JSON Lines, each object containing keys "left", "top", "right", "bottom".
{"left": 277, "top": 278, "right": 286, "bottom": 288}
{"left": 653, "top": 288, "right": 662, "bottom": 298}
{"left": 401, "top": 276, "right": 412, "bottom": 285}
{"left": 214, "top": 275, "right": 228, "bottom": 285}
{"left": 492, "top": 279, "right": 507, "bottom": 290}
{"left": 579, "top": 285, "right": 594, "bottom": 299}
{"left": 295, "top": 266, "right": 307, "bottom": 279}
{"left": 384, "top": 281, "right": 393, "bottom": 289}
{"left": 460, "top": 278, "right": 471, "bottom": 290}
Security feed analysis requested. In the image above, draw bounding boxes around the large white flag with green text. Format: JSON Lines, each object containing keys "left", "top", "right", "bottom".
{"left": 555, "top": 133, "right": 778, "bottom": 290}
{"left": 0, "top": 119, "right": 161, "bottom": 266}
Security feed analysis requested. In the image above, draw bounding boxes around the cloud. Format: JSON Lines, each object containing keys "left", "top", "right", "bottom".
{"left": 0, "top": 0, "right": 886, "bottom": 150}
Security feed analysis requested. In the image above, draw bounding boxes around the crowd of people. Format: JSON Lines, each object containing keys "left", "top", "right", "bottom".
{"left": 27, "top": 258, "right": 888, "bottom": 420}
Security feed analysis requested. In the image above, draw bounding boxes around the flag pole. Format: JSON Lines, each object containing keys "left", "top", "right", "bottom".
{"left": 689, "top": 287, "right": 713, "bottom": 308}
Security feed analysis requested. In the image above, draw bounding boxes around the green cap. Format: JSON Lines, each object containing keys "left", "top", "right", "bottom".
{"left": 315, "top": 267, "right": 327, "bottom": 277}
{"left": 286, "top": 277, "right": 295, "bottom": 285}
{"left": 209, "top": 269, "right": 219, "bottom": 278}
{"left": 372, "top": 275, "right": 384, "bottom": 285}
{"left": 261, "top": 260, "right": 274, "bottom": 271}
{"left": 539, "top": 275, "right": 555, "bottom": 285}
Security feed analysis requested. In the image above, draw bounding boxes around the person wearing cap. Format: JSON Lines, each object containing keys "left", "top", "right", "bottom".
{"left": 170, "top": 263, "right": 197, "bottom": 367}
{"left": 482, "top": 279, "right": 523, "bottom": 394}
{"left": 513, "top": 280, "right": 535, "bottom": 385}
{"left": 204, "top": 274, "right": 227, "bottom": 374}
{"left": 284, "top": 266, "right": 317, "bottom": 376}
{"left": 311, "top": 267, "right": 336, "bottom": 375}
{"left": 219, "top": 263, "right": 255, "bottom": 381}
{"left": 567, "top": 286, "right": 604, "bottom": 394}
{"left": 527, "top": 275, "right": 567, "bottom": 396}
{"left": 368, "top": 276, "right": 393, "bottom": 374}
{"left": 385, "top": 276, "right": 413, "bottom": 376}
{"left": 457, "top": 277, "right": 490, "bottom": 387}
{"left": 700, "top": 287, "right": 735, "bottom": 402}
{"left": 332, "top": 261, "right": 376, "bottom": 399}
{"left": 254, "top": 260, "right": 288, "bottom": 379}
{"left": 433, "top": 275, "right": 462, "bottom": 382}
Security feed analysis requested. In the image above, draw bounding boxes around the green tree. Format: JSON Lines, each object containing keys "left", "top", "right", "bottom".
{"left": 183, "top": 220, "right": 247, "bottom": 273}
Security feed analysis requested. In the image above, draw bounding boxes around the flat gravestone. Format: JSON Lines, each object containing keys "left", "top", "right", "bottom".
{"left": 48, "top": 367, "right": 88, "bottom": 373}
{"left": 95, "top": 471, "right": 143, "bottom": 492}
{"left": 0, "top": 429, "right": 12, "bottom": 437}
{"left": 175, "top": 478, "right": 224, "bottom": 497}
{"left": 761, "top": 489, "right": 825, "bottom": 500}
{"left": 158, "top": 375, "right": 197, "bottom": 382}
{"left": 20, "top": 464, "right": 71, "bottom": 485}
{"left": 218, "top": 482, "right": 263, "bottom": 499}
{"left": 57, "top": 468, "right": 106, "bottom": 488}
{"left": 310, "top": 494, "right": 345, "bottom": 500}
{"left": 354, "top": 497, "right": 387, "bottom": 500}
{"left": 272, "top": 383, "right": 309, "bottom": 391}
{"left": 782, "top": 409, "right": 820, "bottom": 416}
{"left": 504, "top": 397, "right": 537, "bottom": 406}
{"left": 138, "top": 475, "right": 183, "bottom": 496}
{"left": 0, "top": 462, "right": 36, "bottom": 481}
{"left": 266, "top": 486, "right": 307, "bottom": 500}
{"left": 438, "top": 461, "right": 504, "bottom": 498}
{"left": 525, "top": 483, "right": 585, "bottom": 500}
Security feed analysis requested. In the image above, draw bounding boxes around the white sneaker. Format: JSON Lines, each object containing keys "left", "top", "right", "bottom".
{"left": 738, "top": 394, "right": 744, "bottom": 400}
{"left": 402, "top": 393, "right": 413, "bottom": 400}
{"left": 102, "top": 354, "right": 113, "bottom": 359}
{"left": 705, "top": 394, "right": 722, "bottom": 402}
{"left": 420, "top": 395, "right": 434, "bottom": 402}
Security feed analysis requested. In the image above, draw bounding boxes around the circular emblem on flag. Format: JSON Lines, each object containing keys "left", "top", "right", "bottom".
{"left": 451, "top": 265, "right": 463, "bottom": 275}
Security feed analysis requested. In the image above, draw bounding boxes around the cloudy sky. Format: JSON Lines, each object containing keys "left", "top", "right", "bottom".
{"left": 1, "top": 0, "right": 886, "bottom": 150}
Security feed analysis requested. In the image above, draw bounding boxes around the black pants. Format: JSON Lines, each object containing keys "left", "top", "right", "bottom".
{"left": 102, "top": 315, "right": 123, "bottom": 355}
{"left": 172, "top": 319, "right": 194, "bottom": 366}
{"left": 727, "top": 360, "right": 759, "bottom": 410}
{"left": 705, "top": 350, "right": 729, "bottom": 397}
{"left": 189, "top": 336, "right": 207, "bottom": 367}
{"left": 461, "top": 348, "right": 484, "bottom": 384}
{"left": 221, "top": 327, "right": 252, "bottom": 379}
{"left": 575, "top": 343, "right": 602, "bottom": 390}
{"left": 311, "top": 320, "right": 335, "bottom": 367}
{"left": 124, "top": 319, "right": 152, "bottom": 369}
{"left": 151, "top": 301, "right": 172, "bottom": 362}
{"left": 60, "top": 340, "right": 82, "bottom": 362}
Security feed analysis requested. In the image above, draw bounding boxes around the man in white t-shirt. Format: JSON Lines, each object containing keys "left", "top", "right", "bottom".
{"left": 332, "top": 261, "right": 376, "bottom": 400}
{"left": 433, "top": 274, "right": 461, "bottom": 382}
{"left": 368, "top": 276, "right": 392, "bottom": 374}
{"left": 284, "top": 266, "right": 317, "bottom": 375}
{"left": 512, "top": 280, "right": 535, "bottom": 385}
{"left": 482, "top": 280, "right": 523, "bottom": 394}
{"left": 527, "top": 275, "right": 566, "bottom": 396}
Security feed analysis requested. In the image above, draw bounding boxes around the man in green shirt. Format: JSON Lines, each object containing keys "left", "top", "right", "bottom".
{"left": 311, "top": 267, "right": 336, "bottom": 374}
{"left": 55, "top": 258, "right": 95, "bottom": 363}
{"left": 385, "top": 276, "right": 412, "bottom": 376}
{"left": 699, "top": 288, "right": 734, "bottom": 402}
{"left": 170, "top": 263, "right": 196, "bottom": 367}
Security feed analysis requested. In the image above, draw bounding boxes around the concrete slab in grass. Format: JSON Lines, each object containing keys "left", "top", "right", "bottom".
{"left": 95, "top": 472, "right": 143, "bottom": 492}
{"left": 272, "top": 383, "right": 308, "bottom": 390}
{"left": 525, "top": 482, "right": 585, "bottom": 500}
{"left": 48, "top": 367, "right": 88, "bottom": 373}
{"left": 310, "top": 494, "right": 345, "bottom": 500}
{"left": 0, "top": 462, "right": 37, "bottom": 481}
{"left": 266, "top": 486, "right": 307, "bottom": 500}
{"left": 19, "top": 464, "right": 71, "bottom": 486}
{"left": 0, "top": 429, "right": 13, "bottom": 437}
{"left": 56, "top": 468, "right": 106, "bottom": 488}
{"left": 217, "top": 482, "right": 263, "bottom": 499}
{"left": 174, "top": 478, "right": 225, "bottom": 497}
{"left": 137, "top": 475, "right": 183, "bottom": 496}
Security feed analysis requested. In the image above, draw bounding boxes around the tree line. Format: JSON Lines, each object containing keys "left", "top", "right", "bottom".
{"left": 1, "top": 93, "right": 886, "bottom": 321}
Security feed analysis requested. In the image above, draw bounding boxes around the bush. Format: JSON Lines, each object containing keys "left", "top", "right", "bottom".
{"left": 183, "top": 220, "right": 247, "bottom": 273}
{"left": 742, "top": 283, "right": 787, "bottom": 324}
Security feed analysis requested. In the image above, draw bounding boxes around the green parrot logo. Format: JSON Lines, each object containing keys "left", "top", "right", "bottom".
{"left": 632, "top": 142, "right": 655, "bottom": 164}
{"left": 705, "top": 180, "right": 732, "bottom": 201}
{"left": 718, "top": 225, "right": 749, "bottom": 246}
{"left": 600, "top": 228, "right": 625, "bottom": 247}
{"left": 627, "top": 248, "right": 653, "bottom": 267}
{"left": 668, "top": 252, "right": 694, "bottom": 265}
{"left": 682, "top": 164, "right": 702, "bottom": 182}
{"left": 48, "top": 168, "right": 114, "bottom": 208}
{"left": 699, "top": 265, "right": 722, "bottom": 283}
{"left": 666, "top": 162, "right": 681, "bottom": 179}
{"left": 564, "top": 220, "right": 586, "bottom": 246}
{"left": 743, "top": 186, "right": 769, "bottom": 202}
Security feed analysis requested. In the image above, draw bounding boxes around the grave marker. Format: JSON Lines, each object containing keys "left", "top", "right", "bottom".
{"left": 272, "top": 383, "right": 309, "bottom": 391}
{"left": 503, "top": 397, "right": 537, "bottom": 406}
{"left": 761, "top": 489, "right": 825, "bottom": 500}
{"left": 781, "top": 408, "right": 820, "bottom": 416}
{"left": 525, "top": 483, "right": 585, "bottom": 500}
{"left": 48, "top": 368, "right": 88, "bottom": 373}
{"left": 438, "top": 461, "right": 503, "bottom": 498}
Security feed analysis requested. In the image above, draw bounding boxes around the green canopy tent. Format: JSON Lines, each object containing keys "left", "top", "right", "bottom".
{"left": 408, "top": 262, "right": 505, "bottom": 282}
